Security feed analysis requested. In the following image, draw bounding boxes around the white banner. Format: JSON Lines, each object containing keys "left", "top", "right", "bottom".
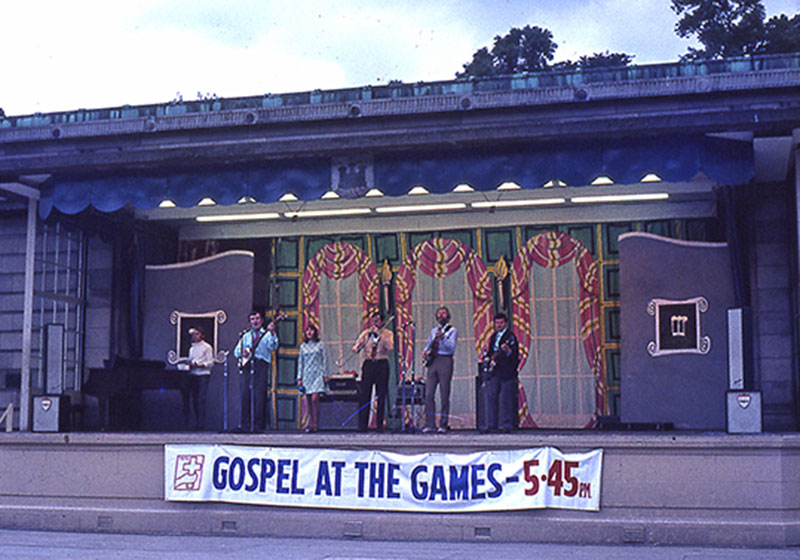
{"left": 165, "top": 444, "right": 602, "bottom": 512}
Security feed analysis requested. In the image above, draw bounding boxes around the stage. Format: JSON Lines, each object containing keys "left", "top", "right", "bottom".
{"left": 0, "top": 430, "right": 797, "bottom": 547}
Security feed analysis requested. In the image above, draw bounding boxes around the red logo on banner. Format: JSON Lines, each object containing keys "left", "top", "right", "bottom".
{"left": 173, "top": 454, "right": 205, "bottom": 491}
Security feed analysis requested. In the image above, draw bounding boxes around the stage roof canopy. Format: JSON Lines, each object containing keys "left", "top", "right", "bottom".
{"left": 38, "top": 134, "right": 753, "bottom": 218}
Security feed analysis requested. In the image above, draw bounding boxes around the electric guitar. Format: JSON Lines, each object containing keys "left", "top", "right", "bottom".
{"left": 422, "top": 324, "right": 451, "bottom": 368}
{"left": 237, "top": 312, "right": 287, "bottom": 369}
{"left": 483, "top": 349, "right": 501, "bottom": 378}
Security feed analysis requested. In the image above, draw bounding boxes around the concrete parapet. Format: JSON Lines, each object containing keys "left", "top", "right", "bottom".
{"left": 0, "top": 431, "right": 797, "bottom": 547}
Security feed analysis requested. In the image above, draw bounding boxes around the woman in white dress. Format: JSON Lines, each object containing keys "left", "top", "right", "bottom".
{"left": 297, "top": 324, "right": 328, "bottom": 432}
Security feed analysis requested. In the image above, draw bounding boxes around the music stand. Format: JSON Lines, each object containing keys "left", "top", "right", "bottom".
{"left": 398, "top": 366, "right": 424, "bottom": 433}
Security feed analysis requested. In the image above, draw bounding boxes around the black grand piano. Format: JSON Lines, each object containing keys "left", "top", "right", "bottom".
{"left": 84, "top": 356, "right": 188, "bottom": 431}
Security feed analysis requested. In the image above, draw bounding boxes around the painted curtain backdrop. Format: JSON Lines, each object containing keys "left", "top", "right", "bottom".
{"left": 302, "top": 241, "right": 380, "bottom": 428}
{"left": 394, "top": 238, "right": 493, "bottom": 428}
{"left": 511, "top": 232, "right": 603, "bottom": 428}
{"left": 302, "top": 241, "right": 379, "bottom": 331}
{"left": 299, "top": 235, "right": 603, "bottom": 430}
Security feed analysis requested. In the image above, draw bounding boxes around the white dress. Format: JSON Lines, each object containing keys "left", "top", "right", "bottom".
{"left": 297, "top": 340, "right": 328, "bottom": 394}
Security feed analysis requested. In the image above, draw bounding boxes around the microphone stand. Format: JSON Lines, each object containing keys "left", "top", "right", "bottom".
{"left": 234, "top": 329, "right": 248, "bottom": 432}
{"left": 249, "top": 347, "right": 256, "bottom": 434}
{"left": 219, "top": 350, "right": 229, "bottom": 433}
{"left": 408, "top": 322, "right": 420, "bottom": 433}
{"left": 399, "top": 320, "right": 414, "bottom": 433}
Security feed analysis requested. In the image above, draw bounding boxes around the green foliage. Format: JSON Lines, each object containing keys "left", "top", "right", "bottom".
{"left": 577, "top": 51, "right": 635, "bottom": 68}
{"left": 551, "top": 52, "right": 635, "bottom": 71}
{"left": 671, "top": 0, "right": 799, "bottom": 59}
{"left": 459, "top": 47, "right": 495, "bottom": 77}
{"left": 761, "top": 13, "right": 800, "bottom": 54}
{"left": 457, "top": 25, "right": 557, "bottom": 77}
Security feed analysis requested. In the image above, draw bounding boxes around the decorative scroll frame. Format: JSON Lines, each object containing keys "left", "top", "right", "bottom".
{"left": 646, "top": 296, "right": 710, "bottom": 357}
{"left": 167, "top": 309, "right": 228, "bottom": 364}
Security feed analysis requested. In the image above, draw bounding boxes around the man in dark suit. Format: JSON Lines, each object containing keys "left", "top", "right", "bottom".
{"left": 482, "top": 312, "right": 519, "bottom": 433}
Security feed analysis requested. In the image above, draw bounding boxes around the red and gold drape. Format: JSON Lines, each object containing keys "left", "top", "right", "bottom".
{"left": 394, "top": 238, "right": 493, "bottom": 376}
{"left": 511, "top": 232, "right": 603, "bottom": 428}
{"left": 302, "top": 241, "right": 379, "bottom": 331}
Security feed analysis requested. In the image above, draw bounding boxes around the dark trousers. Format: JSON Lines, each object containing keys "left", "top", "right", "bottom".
{"left": 240, "top": 358, "right": 270, "bottom": 431}
{"left": 183, "top": 374, "right": 210, "bottom": 430}
{"left": 485, "top": 375, "right": 516, "bottom": 431}
{"left": 425, "top": 355, "right": 453, "bottom": 429}
{"left": 358, "top": 359, "right": 389, "bottom": 431}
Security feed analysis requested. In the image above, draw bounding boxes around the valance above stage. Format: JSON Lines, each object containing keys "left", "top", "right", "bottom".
{"left": 37, "top": 134, "right": 753, "bottom": 218}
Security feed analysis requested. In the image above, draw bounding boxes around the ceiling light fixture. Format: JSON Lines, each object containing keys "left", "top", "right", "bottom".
{"left": 196, "top": 212, "right": 280, "bottom": 222}
{"left": 591, "top": 176, "right": 614, "bottom": 186}
{"left": 453, "top": 183, "right": 474, "bottom": 193}
{"left": 571, "top": 193, "right": 669, "bottom": 203}
{"left": 375, "top": 202, "right": 467, "bottom": 214}
{"left": 640, "top": 173, "right": 663, "bottom": 183}
{"left": 284, "top": 208, "right": 372, "bottom": 218}
{"left": 471, "top": 198, "right": 566, "bottom": 209}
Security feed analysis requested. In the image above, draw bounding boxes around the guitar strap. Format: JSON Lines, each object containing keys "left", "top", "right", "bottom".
{"left": 241, "top": 312, "right": 285, "bottom": 368}
{"left": 250, "top": 328, "right": 266, "bottom": 357}
{"left": 240, "top": 328, "right": 268, "bottom": 369}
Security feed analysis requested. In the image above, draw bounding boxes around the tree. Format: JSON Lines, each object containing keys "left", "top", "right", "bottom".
{"left": 760, "top": 13, "right": 800, "bottom": 54}
{"left": 551, "top": 51, "right": 635, "bottom": 71}
{"left": 459, "top": 47, "right": 495, "bottom": 77}
{"left": 577, "top": 51, "right": 635, "bottom": 68}
{"left": 671, "top": 0, "right": 767, "bottom": 59}
{"left": 457, "top": 25, "right": 557, "bottom": 78}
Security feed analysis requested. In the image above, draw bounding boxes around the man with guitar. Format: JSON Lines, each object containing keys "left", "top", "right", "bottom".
{"left": 233, "top": 310, "right": 279, "bottom": 432}
{"left": 421, "top": 306, "right": 458, "bottom": 433}
{"left": 352, "top": 310, "right": 393, "bottom": 432}
{"left": 482, "top": 312, "right": 519, "bottom": 434}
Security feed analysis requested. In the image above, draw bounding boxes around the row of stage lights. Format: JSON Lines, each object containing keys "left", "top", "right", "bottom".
{"left": 156, "top": 174, "right": 670, "bottom": 223}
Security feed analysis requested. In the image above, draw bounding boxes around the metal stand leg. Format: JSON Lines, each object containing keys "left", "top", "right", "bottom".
{"left": 410, "top": 373, "right": 417, "bottom": 432}
{"left": 250, "top": 360, "right": 255, "bottom": 433}
{"left": 222, "top": 351, "right": 229, "bottom": 432}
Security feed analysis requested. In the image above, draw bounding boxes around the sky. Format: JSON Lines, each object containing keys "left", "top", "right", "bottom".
{"left": 1, "top": 0, "right": 798, "bottom": 116}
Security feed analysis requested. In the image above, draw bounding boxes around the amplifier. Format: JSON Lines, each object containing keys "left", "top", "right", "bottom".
{"left": 395, "top": 381, "right": 425, "bottom": 405}
{"left": 33, "top": 395, "right": 69, "bottom": 432}
{"left": 727, "top": 391, "right": 762, "bottom": 433}
{"left": 328, "top": 374, "right": 357, "bottom": 395}
{"left": 319, "top": 396, "right": 359, "bottom": 430}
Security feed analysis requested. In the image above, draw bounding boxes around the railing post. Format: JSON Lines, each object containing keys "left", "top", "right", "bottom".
{"left": 0, "top": 403, "right": 14, "bottom": 432}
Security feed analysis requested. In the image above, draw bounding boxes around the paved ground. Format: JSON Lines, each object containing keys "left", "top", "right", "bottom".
{"left": 1, "top": 530, "right": 799, "bottom": 559}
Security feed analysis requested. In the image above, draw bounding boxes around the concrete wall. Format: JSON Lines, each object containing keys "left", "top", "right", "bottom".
{"left": 747, "top": 182, "right": 797, "bottom": 430}
{"left": 0, "top": 432, "right": 797, "bottom": 547}
{"left": 84, "top": 235, "right": 114, "bottom": 371}
{"left": 0, "top": 214, "right": 26, "bottom": 397}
